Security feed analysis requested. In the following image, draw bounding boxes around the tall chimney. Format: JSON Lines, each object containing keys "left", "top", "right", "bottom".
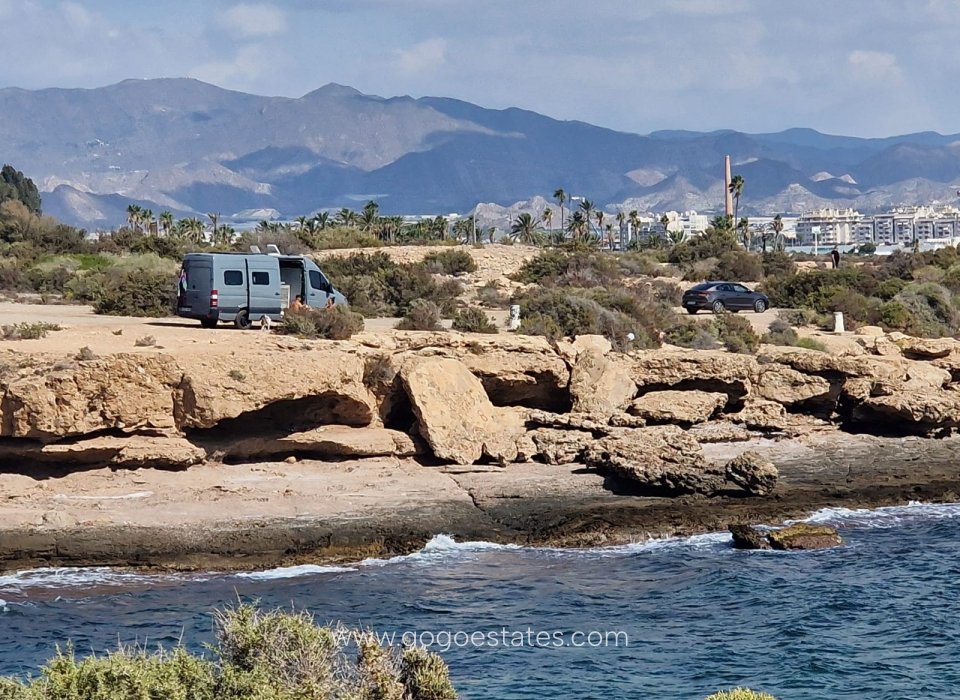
{"left": 724, "top": 155, "right": 733, "bottom": 217}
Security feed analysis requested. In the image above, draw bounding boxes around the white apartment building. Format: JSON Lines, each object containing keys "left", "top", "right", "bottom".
{"left": 856, "top": 206, "right": 960, "bottom": 244}
{"left": 795, "top": 208, "right": 859, "bottom": 245}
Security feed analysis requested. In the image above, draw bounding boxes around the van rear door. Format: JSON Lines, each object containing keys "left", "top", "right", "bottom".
{"left": 178, "top": 256, "right": 213, "bottom": 318}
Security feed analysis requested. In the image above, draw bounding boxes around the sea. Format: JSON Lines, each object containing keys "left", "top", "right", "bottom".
{"left": 2, "top": 502, "right": 960, "bottom": 699}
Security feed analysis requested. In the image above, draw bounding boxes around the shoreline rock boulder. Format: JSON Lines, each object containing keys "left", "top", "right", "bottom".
{"left": 729, "top": 522, "right": 843, "bottom": 550}
{"left": 724, "top": 451, "right": 778, "bottom": 496}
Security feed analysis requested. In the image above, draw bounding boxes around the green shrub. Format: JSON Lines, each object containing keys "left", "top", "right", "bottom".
{"left": 477, "top": 281, "right": 509, "bottom": 308}
{"left": 0, "top": 605, "right": 459, "bottom": 700}
{"left": 668, "top": 227, "right": 740, "bottom": 264}
{"left": 618, "top": 251, "right": 669, "bottom": 277}
{"left": 761, "top": 251, "right": 796, "bottom": 278}
{"left": 762, "top": 318, "right": 800, "bottom": 346}
{"left": 423, "top": 248, "right": 477, "bottom": 275}
{"left": 666, "top": 319, "right": 720, "bottom": 349}
{"left": 93, "top": 267, "right": 176, "bottom": 317}
{"left": 1, "top": 322, "right": 61, "bottom": 340}
{"left": 810, "top": 286, "right": 880, "bottom": 329}
{"left": 396, "top": 299, "right": 443, "bottom": 331}
{"left": 710, "top": 250, "right": 764, "bottom": 282}
{"left": 517, "top": 312, "right": 563, "bottom": 340}
{"left": 761, "top": 267, "right": 878, "bottom": 309}
{"left": 882, "top": 282, "right": 960, "bottom": 337}
{"left": 0, "top": 261, "right": 33, "bottom": 292}
{"left": 280, "top": 306, "right": 364, "bottom": 340}
{"left": 705, "top": 689, "right": 777, "bottom": 700}
{"left": 714, "top": 313, "right": 760, "bottom": 354}
{"left": 452, "top": 307, "right": 497, "bottom": 333}
{"left": 796, "top": 337, "right": 828, "bottom": 351}
{"left": 513, "top": 287, "right": 649, "bottom": 349}
{"left": 876, "top": 277, "right": 906, "bottom": 300}
{"left": 322, "top": 252, "right": 462, "bottom": 317}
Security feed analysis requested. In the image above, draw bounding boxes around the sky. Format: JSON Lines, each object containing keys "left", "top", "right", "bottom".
{"left": 0, "top": 0, "right": 956, "bottom": 138}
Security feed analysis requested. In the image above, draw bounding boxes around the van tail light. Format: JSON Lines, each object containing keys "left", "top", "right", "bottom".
{"left": 210, "top": 289, "right": 219, "bottom": 308}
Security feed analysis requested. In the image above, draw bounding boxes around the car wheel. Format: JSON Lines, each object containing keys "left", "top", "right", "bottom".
{"left": 200, "top": 318, "right": 218, "bottom": 329}
{"left": 234, "top": 310, "right": 252, "bottom": 330}
{"left": 711, "top": 300, "right": 725, "bottom": 314}
{"left": 754, "top": 299, "right": 768, "bottom": 313}
{"left": 686, "top": 308, "right": 698, "bottom": 315}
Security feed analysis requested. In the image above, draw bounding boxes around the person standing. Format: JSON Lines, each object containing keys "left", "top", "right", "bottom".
{"left": 831, "top": 247, "right": 841, "bottom": 269}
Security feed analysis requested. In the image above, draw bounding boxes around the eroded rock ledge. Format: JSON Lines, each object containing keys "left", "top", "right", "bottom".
{"left": 1, "top": 329, "right": 960, "bottom": 569}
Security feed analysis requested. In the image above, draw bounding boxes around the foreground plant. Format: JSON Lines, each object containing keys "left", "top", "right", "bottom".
{"left": 0, "top": 604, "right": 458, "bottom": 700}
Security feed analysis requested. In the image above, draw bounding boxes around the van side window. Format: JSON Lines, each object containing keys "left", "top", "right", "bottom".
{"left": 224, "top": 270, "right": 243, "bottom": 286}
{"left": 252, "top": 271, "right": 270, "bottom": 285}
{"left": 309, "top": 270, "right": 330, "bottom": 291}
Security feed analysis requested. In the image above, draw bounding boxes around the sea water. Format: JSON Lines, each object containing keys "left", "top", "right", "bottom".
{"left": 2, "top": 503, "right": 960, "bottom": 699}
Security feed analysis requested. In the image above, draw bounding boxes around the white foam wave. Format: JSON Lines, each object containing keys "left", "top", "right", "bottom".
{"left": 795, "top": 501, "right": 960, "bottom": 529}
{"left": 235, "top": 564, "right": 357, "bottom": 581}
{"left": 0, "top": 567, "right": 207, "bottom": 593}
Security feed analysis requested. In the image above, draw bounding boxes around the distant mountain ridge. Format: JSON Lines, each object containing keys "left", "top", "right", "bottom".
{"left": 3, "top": 78, "right": 960, "bottom": 227}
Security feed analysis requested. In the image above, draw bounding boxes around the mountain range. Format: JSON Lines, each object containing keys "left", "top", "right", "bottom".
{"left": 3, "top": 77, "right": 960, "bottom": 228}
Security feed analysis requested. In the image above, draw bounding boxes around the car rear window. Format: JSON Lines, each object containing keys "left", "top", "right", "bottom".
{"left": 690, "top": 283, "right": 713, "bottom": 291}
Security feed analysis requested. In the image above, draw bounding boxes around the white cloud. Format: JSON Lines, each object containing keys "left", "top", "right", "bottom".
{"left": 221, "top": 3, "right": 287, "bottom": 39}
{"left": 60, "top": 1, "right": 92, "bottom": 30}
{"left": 848, "top": 49, "right": 902, "bottom": 83}
{"left": 394, "top": 38, "right": 447, "bottom": 77}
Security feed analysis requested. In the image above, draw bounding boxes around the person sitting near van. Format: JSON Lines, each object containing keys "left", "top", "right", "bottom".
{"left": 290, "top": 294, "right": 305, "bottom": 311}
{"left": 325, "top": 296, "right": 336, "bottom": 309}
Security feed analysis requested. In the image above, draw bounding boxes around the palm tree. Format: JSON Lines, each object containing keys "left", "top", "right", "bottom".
{"left": 337, "top": 208, "right": 359, "bottom": 228}
{"left": 182, "top": 217, "right": 205, "bottom": 245}
{"left": 207, "top": 212, "right": 220, "bottom": 241}
{"left": 542, "top": 206, "right": 553, "bottom": 231}
{"left": 510, "top": 213, "right": 542, "bottom": 245}
{"left": 214, "top": 225, "right": 235, "bottom": 247}
{"left": 312, "top": 212, "right": 330, "bottom": 230}
{"left": 567, "top": 210, "right": 588, "bottom": 242}
{"left": 615, "top": 210, "right": 626, "bottom": 244}
{"left": 660, "top": 214, "right": 670, "bottom": 235}
{"left": 604, "top": 223, "right": 615, "bottom": 250}
{"left": 728, "top": 174, "right": 744, "bottom": 226}
{"left": 141, "top": 209, "right": 155, "bottom": 235}
{"left": 738, "top": 217, "right": 750, "bottom": 248}
{"left": 159, "top": 211, "right": 174, "bottom": 236}
{"left": 711, "top": 215, "right": 734, "bottom": 232}
{"left": 295, "top": 215, "right": 308, "bottom": 232}
{"left": 594, "top": 210, "right": 605, "bottom": 247}
{"left": 579, "top": 199, "right": 595, "bottom": 238}
{"left": 766, "top": 214, "right": 784, "bottom": 254}
{"left": 553, "top": 188, "right": 567, "bottom": 232}
{"left": 126, "top": 204, "right": 143, "bottom": 232}
{"left": 360, "top": 201, "right": 380, "bottom": 233}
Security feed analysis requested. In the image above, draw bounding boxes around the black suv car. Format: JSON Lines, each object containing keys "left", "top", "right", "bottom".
{"left": 681, "top": 281, "right": 770, "bottom": 314}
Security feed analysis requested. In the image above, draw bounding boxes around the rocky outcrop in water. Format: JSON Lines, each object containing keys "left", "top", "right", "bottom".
{"left": 729, "top": 523, "right": 843, "bottom": 550}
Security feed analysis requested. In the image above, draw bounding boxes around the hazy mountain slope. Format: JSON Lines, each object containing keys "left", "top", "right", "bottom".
{"left": 4, "top": 78, "right": 960, "bottom": 227}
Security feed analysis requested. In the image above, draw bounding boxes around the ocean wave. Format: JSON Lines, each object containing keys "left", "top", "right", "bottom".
{"left": 234, "top": 564, "right": 357, "bottom": 581}
{"left": 795, "top": 501, "right": 960, "bottom": 529}
{"left": 0, "top": 567, "right": 208, "bottom": 594}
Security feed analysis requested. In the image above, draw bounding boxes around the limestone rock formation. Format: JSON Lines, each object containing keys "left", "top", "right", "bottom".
{"left": 583, "top": 425, "right": 725, "bottom": 495}
{"left": 755, "top": 365, "right": 832, "bottom": 405}
{"left": 4, "top": 354, "right": 181, "bottom": 442}
{"left": 729, "top": 524, "right": 770, "bottom": 550}
{"left": 569, "top": 349, "right": 636, "bottom": 416}
{"left": 175, "top": 349, "right": 375, "bottom": 430}
{"left": 767, "top": 523, "right": 843, "bottom": 550}
{"left": 628, "top": 350, "right": 758, "bottom": 400}
{"left": 400, "top": 356, "right": 523, "bottom": 464}
{"left": 0, "top": 434, "right": 205, "bottom": 469}
{"left": 223, "top": 426, "right": 418, "bottom": 461}
{"left": 628, "top": 390, "right": 727, "bottom": 424}
{"left": 724, "top": 451, "right": 778, "bottom": 496}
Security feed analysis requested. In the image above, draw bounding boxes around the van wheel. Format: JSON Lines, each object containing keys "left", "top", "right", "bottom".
{"left": 200, "top": 318, "right": 218, "bottom": 329}
{"left": 234, "top": 310, "right": 252, "bottom": 330}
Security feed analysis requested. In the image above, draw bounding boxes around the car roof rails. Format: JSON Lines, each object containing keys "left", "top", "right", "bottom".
{"left": 249, "top": 245, "right": 262, "bottom": 254}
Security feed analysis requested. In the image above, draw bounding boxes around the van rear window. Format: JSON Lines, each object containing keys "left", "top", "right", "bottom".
{"left": 252, "top": 271, "right": 270, "bottom": 285}
{"left": 224, "top": 270, "right": 243, "bottom": 286}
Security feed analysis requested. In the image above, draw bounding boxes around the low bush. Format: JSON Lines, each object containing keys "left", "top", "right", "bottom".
{"left": 1, "top": 322, "right": 60, "bottom": 340}
{"left": 396, "top": 299, "right": 443, "bottom": 331}
{"left": 423, "top": 248, "right": 476, "bottom": 275}
{"left": 761, "top": 251, "right": 796, "bottom": 278}
{"left": 714, "top": 313, "right": 760, "bottom": 354}
{"left": 477, "top": 281, "right": 509, "bottom": 308}
{"left": 93, "top": 267, "right": 176, "bottom": 317}
{"left": 452, "top": 306, "right": 497, "bottom": 333}
{"left": 705, "top": 689, "right": 777, "bottom": 700}
{"left": 796, "top": 336, "right": 828, "bottom": 351}
{"left": 881, "top": 282, "right": 960, "bottom": 337}
{"left": 322, "top": 252, "right": 462, "bottom": 317}
{"left": 280, "top": 305, "right": 365, "bottom": 340}
{"left": 761, "top": 318, "right": 800, "bottom": 346}
{"left": 666, "top": 319, "right": 720, "bottom": 349}
{"left": 0, "top": 604, "right": 458, "bottom": 700}
{"left": 711, "top": 250, "right": 764, "bottom": 282}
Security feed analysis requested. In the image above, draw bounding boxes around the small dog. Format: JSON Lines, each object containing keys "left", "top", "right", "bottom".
{"left": 259, "top": 315, "right": 273, "bottom": 332}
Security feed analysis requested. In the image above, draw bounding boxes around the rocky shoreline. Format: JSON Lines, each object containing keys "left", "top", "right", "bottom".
{"left": 2, "top": 328, "right": 960, "bottom": 571}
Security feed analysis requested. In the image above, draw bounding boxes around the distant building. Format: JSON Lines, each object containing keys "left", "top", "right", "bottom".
{"left": 795, "top": 208, "right": 859, "bottom": 246}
